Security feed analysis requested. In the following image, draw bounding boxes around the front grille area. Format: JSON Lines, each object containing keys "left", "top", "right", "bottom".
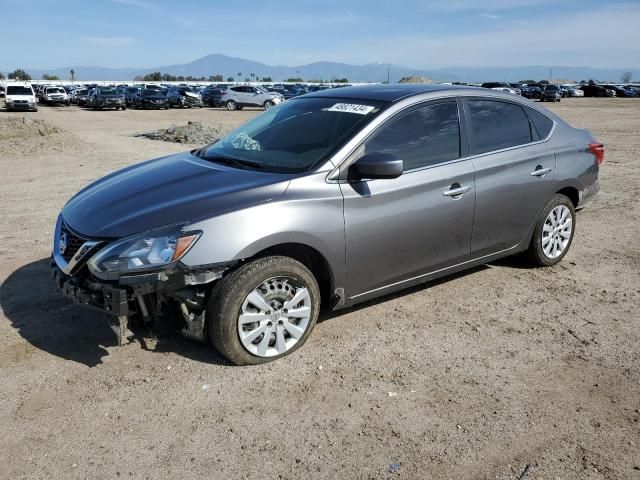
{"left": 61, "top": 224, "right": 87, "bottom": 262}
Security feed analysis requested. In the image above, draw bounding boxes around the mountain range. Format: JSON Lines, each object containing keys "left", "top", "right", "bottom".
{"left": 3, "top": 53, "right": 638, "bottom": 83}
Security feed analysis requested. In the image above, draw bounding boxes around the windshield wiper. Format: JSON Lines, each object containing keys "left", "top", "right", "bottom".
{"left": 199, "top": 153, "right": 263, "bottom": 170}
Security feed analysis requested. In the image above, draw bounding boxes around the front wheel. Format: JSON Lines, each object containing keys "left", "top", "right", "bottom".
{"left": 263, "top": 100, "right": 274, "bottom": 110}
{"left": 226, "top": 100, "right": 237, "bottom": 111}
{"left": 526, "top": 194, "right": 575, "bottom": 267}
{"left": 207, "top": 256, "right": 321, "bottom": 365}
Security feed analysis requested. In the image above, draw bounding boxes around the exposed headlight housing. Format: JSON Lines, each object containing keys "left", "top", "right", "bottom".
{"left": 88, "top": 228, "right": 201, "bottom": 279}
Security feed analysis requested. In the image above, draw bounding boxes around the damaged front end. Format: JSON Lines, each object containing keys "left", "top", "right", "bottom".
{"left": 51, "top": 216, "right": 231, "bottom": 345}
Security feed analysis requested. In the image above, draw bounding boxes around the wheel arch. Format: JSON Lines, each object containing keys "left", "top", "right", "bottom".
{"left": 556, "top": 186, "right": 579, "bottom": 208}
{"left": 248, "top": 242, "right": 335, "bottom": 309}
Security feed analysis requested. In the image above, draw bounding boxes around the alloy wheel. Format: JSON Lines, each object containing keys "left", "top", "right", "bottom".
{"left": 541, "top": 205, "right": 572, "bottom": 259}
{"left": 237, "top": 277, "right": 312, "bottom": 357}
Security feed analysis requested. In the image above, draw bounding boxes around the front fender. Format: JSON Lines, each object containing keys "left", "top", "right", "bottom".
{"left": 180, "top": 173, "right": 347, "bottom": 289}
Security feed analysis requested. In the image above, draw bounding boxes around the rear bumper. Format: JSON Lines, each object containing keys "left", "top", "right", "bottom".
{"left": 577, "top": 179, "right": 600, "bottom": 209}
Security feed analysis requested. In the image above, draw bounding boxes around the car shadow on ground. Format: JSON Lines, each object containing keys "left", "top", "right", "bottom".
{"left": 1, "top": 256, "right": 527, "bottom": 367}
{"left": 0, "top": 258, "right": 228, "bottom": 367}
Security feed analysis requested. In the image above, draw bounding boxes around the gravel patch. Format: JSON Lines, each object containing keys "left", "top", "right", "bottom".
{"left": 135, "top": 121, "right": 231, "bottom": 145}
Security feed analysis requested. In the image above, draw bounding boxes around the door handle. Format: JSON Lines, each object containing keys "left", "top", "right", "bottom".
{"left": 443, "top": 184, "right": 472, "bottom": 197}
{"left": 530, "top": 167, "right": 552, "bottom": 177}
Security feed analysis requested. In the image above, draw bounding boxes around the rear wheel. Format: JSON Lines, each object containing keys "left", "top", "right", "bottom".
{"left": 526, "top": 194, "right": 575, "bottom": 267}
{"left": 226, "top": 100, "right": 237, "bottom": 111}
{"left": 207, "top": 256, "right": 320, "bottom": 365}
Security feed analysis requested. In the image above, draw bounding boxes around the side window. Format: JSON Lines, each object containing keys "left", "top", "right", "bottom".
{"left": 525, "top": 107, "right": 554, "bottom": 139}
{"left": 365, "top": 101, "right": 461, "bottom": 171}
{"left": 466, "top": 100, "right": 532, "bottom": 154}
{"left": 231, "top": 87, "right": 240, "bottom": 93}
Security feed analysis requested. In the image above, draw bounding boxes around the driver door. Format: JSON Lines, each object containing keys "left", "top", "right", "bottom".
{"left": 340, "top": 100, "right": 476, "bottom": 299}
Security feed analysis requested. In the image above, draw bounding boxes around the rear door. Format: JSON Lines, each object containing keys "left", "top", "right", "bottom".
{"left": 463, "top": 98, "right": 558, "bottom": 258}
{"left": 341, "top": 99, "right": 476, "bottom": 298}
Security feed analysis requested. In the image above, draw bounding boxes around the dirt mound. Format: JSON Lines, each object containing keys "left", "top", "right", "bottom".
{"left": 135, "top": 121, "right": 231, "bottom": 145}
{"left": 0, "top": 116, "right": 87, "bottom": 156}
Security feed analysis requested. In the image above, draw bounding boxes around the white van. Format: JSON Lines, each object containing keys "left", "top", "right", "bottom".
{"left": 5, "top": 82, "right": 38, "bottom": 112}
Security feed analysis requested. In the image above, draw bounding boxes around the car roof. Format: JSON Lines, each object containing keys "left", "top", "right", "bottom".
{"left": 302, "top": 83, "right": 483, "bottom": 103}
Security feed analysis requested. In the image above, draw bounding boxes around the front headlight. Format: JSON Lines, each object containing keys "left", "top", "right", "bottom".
{"left": 88, "top": 229, "right": 201, "bottom": 279}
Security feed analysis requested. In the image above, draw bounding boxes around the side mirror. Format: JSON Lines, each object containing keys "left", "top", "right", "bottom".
{"left": 348, "top": 152, "right": 403, "bottom": 181}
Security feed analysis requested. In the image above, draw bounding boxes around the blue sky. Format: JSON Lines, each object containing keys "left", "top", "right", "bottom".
{"left": 2, "top": 0, "right": 639, "bottom": 69}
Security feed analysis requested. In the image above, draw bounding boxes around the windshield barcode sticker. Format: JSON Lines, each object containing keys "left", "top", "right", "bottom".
{"left": 326, "top": 103, "right": 375, "bottom": 115}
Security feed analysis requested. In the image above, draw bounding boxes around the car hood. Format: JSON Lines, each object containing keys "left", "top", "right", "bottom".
{"left": 62, "top": 151, "right": 292, "bottom": 238}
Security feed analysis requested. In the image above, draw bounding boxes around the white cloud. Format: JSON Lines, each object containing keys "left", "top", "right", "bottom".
{"left": 479, "top": 13, "right": 502, "bottom": 20}
{"left": 80, "top": 36, "right": 135, "bottom": 47}
{"left": 431, "top": 0, "right": 555, "bottom": 12}
{"left": 337, "top": 3, "right": 640, "bottom": 68}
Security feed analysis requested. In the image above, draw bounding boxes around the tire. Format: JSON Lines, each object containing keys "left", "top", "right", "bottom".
{"left": 226, "top": 100, "right": 237, "bottom": 111}
{"left": 122, "top": 106, "right": 127, "bottom": 110}
{"left": 207, "top": 256, "right": 321, "bottom": 365}
{"left": 526, "top": 194, "right": 575, "bottom": 267}
{"left": 264, "top": 100, "right": 274, "bottom": 110}
{"left": 237, "top": 106, "right": 243, "bottom": 110}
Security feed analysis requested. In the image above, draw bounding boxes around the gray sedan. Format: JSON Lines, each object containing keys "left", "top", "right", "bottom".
{"left": 51, "top": 84, "right": 602, "bottom": 364}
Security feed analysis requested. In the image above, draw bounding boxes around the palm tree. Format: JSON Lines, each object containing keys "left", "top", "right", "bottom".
{"left": 70, "top": 69, "right": 75, "bottom": 82}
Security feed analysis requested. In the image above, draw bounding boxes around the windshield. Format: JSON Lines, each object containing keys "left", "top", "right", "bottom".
{"left": 47, "top": 87, "right": 65, "bottom": 94}
{"left": 7, "top": 86, "right": 33, "bottom": 95}
{"left": 98, "top": 88, "right": 117, "bottom": 94}
{"left": 143, "top": 89, "right": 163, "bottom": 96}
{"left": 199, "top": 97, "right": 385, "bottom": 173}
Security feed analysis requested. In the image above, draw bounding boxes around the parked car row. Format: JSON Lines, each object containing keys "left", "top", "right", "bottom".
{"left": 480, "top": 81, "right": 640, "bottom": 100}
{"left": 6, "top": 80, "right": 638, "bottom": 115}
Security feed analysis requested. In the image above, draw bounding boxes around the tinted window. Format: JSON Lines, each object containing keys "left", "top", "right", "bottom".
{"left": 466, "top": 100, "right": 532, "bottom": 154}
{"left": 7, "top": 86, "right": 33, "bottom": 95}
{"left": 200, "top": 97, "right": 384, "bottom": 173}
{"left": 365, "top": 101, "right": 460, "bottom": 171}
{"left": 525, "top": 107, "right": 554, "bottom": 139}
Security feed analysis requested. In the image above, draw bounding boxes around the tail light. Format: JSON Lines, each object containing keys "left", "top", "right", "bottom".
{"left": 589, "top": 142, "right": 605, "bottom": 166}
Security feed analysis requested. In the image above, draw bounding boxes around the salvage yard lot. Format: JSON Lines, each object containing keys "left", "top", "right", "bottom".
{"left": 0, "top": 98, "right": 639, "bottom": 479}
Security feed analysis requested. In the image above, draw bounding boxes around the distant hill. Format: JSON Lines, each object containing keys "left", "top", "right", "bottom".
{"left": 3, "top": 53, "right": 639, "bottom": 83}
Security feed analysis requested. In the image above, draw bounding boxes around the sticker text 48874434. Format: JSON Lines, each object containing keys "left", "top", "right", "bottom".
{"left": 326, "top": 103, "right": 376, "bottom": 115}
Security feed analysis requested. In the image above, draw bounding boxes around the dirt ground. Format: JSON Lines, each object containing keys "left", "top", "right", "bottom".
{"left": 0, "top": 98, "right": 638, "bottom": 480}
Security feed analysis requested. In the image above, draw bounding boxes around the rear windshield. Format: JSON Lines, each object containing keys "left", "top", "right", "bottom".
{"left": 143, "top": 89, "right": 163, "bottom": 96}
{"left": 7, "top": 86, "right": 33, "bottom": 95}
{"left": 199, "top": 97, "right": 386, "bottom": 173}
{"left": 98, "top": 88, "right": 117, "bottom": 94}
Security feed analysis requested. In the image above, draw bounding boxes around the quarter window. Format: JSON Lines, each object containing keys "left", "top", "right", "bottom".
{"left": 525, "top": 107, "right": 554, "bottom": 139}
{"left": 466, "top": 100, "right": 533, "bottom": 154}
{"left": 365, "top": 101, "right": 461, "bottom": 171}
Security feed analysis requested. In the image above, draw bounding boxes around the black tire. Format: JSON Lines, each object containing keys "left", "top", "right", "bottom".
{"left": 263, "top": 100, "right": 274, "bottom": 110}
{"left": 237, "top": 106, "right": 243, "bottom": 110}
{"left": 526, "top": 194, "right": 575, "bottom": 267}
{"left": 122, "top": 106, "right": 127, "bottom": 110}
{"left": 207, "top": 256, "right": 321, "bottom": 365}
{"left": 226, "top": 100, "right": 237, "bottom": 111}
